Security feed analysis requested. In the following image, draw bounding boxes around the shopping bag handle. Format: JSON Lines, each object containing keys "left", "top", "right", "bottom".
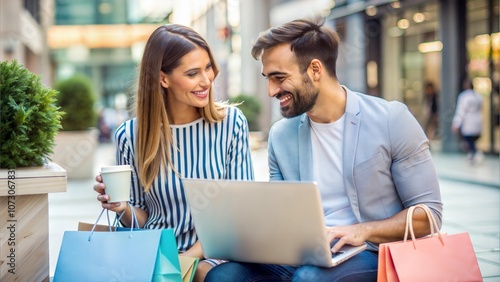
{"left": 113, "top": 204, "right": 139, "bottom": 230}
{"left": 403, "top": 204, "right": 444, "bottom": 248}
{"left": 128, "top": 203, "right": 140, "bottom": 230}
{"left": 88, "top": 203, "right": 140, "bottom": 241}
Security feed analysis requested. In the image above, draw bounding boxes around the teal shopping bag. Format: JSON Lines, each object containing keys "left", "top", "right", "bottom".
{"left": 53, "top": 228, "right": 182, "bottom": 282}
{"left": 154, "top": 229, "right": 183, "bottom": 282}
{"left": 54, "top": 208, "right": 182, "bottom": 281}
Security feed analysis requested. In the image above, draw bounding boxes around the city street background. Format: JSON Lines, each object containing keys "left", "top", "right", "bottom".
{"left": 48, "top": 141, "right": 500, "bottom": 280}
{"left": 1, "top": 1, "right": 499, "bottom": 281}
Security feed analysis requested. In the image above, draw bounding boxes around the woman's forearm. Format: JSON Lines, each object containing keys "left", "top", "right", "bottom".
{"left": 118, "top": 204, "right": 148, "bottom": 228}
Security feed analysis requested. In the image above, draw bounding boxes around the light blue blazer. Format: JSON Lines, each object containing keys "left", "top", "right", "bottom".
{"left": 268, "top": 87, "right": 443, "bottom": 247}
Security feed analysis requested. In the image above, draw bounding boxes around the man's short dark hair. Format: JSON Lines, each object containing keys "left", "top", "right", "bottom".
{"left": 251, "top": 18, "right": 340, "bottom": 78}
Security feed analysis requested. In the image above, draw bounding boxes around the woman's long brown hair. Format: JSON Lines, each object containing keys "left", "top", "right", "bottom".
{"left": 135, "top": 24, "right": 229, "bottom": 191}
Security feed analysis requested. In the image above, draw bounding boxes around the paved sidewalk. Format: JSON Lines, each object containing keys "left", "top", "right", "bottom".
{"left": 48, "top": 143, "right": 500, "bottom": 279}
{"left": 431, "top": 152, "right": 499, "bottom": 281}
{"left": 432, "top": 151, "right": 499, "bottom": 188}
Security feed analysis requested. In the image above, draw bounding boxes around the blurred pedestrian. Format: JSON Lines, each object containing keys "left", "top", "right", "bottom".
{"left": 97, "top": 109, "right": 111, "bottom": 143}
{"left": 452, "top": 78, "right": 484, "bottom": 164}
{"left": 423, "top": 81, "right": 439, "bottom": 140}
{"left": 93, "top": 23, "right": 254, "bottom": 281}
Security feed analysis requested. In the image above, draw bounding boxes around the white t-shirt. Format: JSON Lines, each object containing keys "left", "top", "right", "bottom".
{"left": 310, "top": 115, "right": 357, "bottom": 227}
{"left": 452, "top": 89, "right": 483, "bottom": 136}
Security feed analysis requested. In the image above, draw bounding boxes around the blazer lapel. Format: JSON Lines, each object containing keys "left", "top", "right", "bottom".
{"left": 298, "top": 115, "right": 314, "bottom": 181}
{"left": 343, "top": 88, "right": 362, "bottom": 220}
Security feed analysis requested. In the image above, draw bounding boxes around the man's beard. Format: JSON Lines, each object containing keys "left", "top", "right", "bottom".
{"left": 279, "top": 75, "right": 319, "bottom": 118}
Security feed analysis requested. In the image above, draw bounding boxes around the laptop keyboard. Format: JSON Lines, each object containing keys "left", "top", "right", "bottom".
{"left": 332, "top": 251, "right": 345, "bottom": 258}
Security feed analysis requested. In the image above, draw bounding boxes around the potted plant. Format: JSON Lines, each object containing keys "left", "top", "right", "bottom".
{"left": 52, "top": 74, "right": 98, "bottom": 179}
{"left": 229, "top": 94, "right": 264, "bottom": 149}
{"left": 0, "top": 60, "right": 67, "bottom": 281}
{"left": 229, "top": 94, "right": 262, "bottom": 131}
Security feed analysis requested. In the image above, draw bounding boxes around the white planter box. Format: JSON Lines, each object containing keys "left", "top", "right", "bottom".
{"left": 52, "top": 129, "right": 98, "bottom": 179}
{"left": 0, "top": 163, "right": 66, "bottom": 282}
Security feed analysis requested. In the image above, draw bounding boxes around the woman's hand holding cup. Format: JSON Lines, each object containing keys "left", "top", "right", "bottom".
{"left": 93, "top": 165, "right": 132, "bottom": 213}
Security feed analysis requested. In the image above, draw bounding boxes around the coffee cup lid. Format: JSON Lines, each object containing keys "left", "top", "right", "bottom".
{"left": 101, "top": 165, "right": 131, "bottom": 173}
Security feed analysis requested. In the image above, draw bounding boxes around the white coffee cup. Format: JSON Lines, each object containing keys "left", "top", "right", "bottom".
{"left": 100, "top": 165, "right": 132, "bottom": 203}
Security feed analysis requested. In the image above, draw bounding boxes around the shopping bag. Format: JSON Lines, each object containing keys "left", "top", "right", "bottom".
{"left": 77, "top": 208, "right": 199, "bottom": 281}
{"left": 54, "top": 208, "right": 182, "bottom": 282}
{"left": 179, "top": 256, "right": 199, "bottom": 282}
{"left": 78, "top": 223, "right": 199, "bottom": 282}
{"left": 377, "top": 204, "right": 483, "bottom": 282}
{"left": 78, "top": 221, "right": 116, "bottom": 231}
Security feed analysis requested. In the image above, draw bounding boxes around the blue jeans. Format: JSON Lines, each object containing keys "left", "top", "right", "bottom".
{"left": 462, "top": 135, "right": 480, "bottom": 155}
{"left": 205, "top": 250, "right": 378, "bottom": 282}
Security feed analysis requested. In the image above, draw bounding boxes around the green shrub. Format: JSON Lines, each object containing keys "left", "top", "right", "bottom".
{"left": 55, "top": 74, "right": 97, "bottom": 131}
{"left": 0, "top": 60, "right": 63, "bottom": 168}
{"left": 229, "top": 94, "right": 262, "bottom": 131}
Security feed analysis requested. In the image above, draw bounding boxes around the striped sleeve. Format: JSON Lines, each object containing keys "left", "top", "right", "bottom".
{"left": 225, "top": 107, "right": 254, "bottom": 180}
{"left": 114, "top": 119, "right": 147, "bottom": 211}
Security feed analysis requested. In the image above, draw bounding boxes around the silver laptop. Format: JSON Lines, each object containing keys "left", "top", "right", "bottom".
{"left": 182, "top": 179, "right": 367, "bottom": 268}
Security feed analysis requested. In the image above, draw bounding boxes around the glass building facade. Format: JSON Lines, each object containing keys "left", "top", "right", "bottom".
{"left": 47, "top": 0, "right": 500, "bottom": 153}
{"left": 330, "top": 0, "right": 499, "bottom": 154}
{"left": 50, "top": 0, "right": 170, "bottom": 109}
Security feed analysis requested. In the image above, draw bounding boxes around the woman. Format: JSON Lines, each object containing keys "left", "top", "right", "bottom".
{"left": 93, "top": 24, "right": 254, "bottom": 281}
{"left": 452, "top": 78, "right": 484, "bottom": 164}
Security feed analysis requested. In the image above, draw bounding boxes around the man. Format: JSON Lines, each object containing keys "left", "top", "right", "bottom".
{"left": 206, "top": 18, "right": 443, "bottom": 281}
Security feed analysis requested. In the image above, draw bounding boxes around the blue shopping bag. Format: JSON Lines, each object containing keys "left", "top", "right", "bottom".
{"left": 53, "top": 208, "right": 182, "bottom": 282}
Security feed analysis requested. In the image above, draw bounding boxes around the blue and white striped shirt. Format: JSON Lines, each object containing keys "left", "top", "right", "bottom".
{"left": 114, "top": 106, "right": 254, "bottom": 251}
